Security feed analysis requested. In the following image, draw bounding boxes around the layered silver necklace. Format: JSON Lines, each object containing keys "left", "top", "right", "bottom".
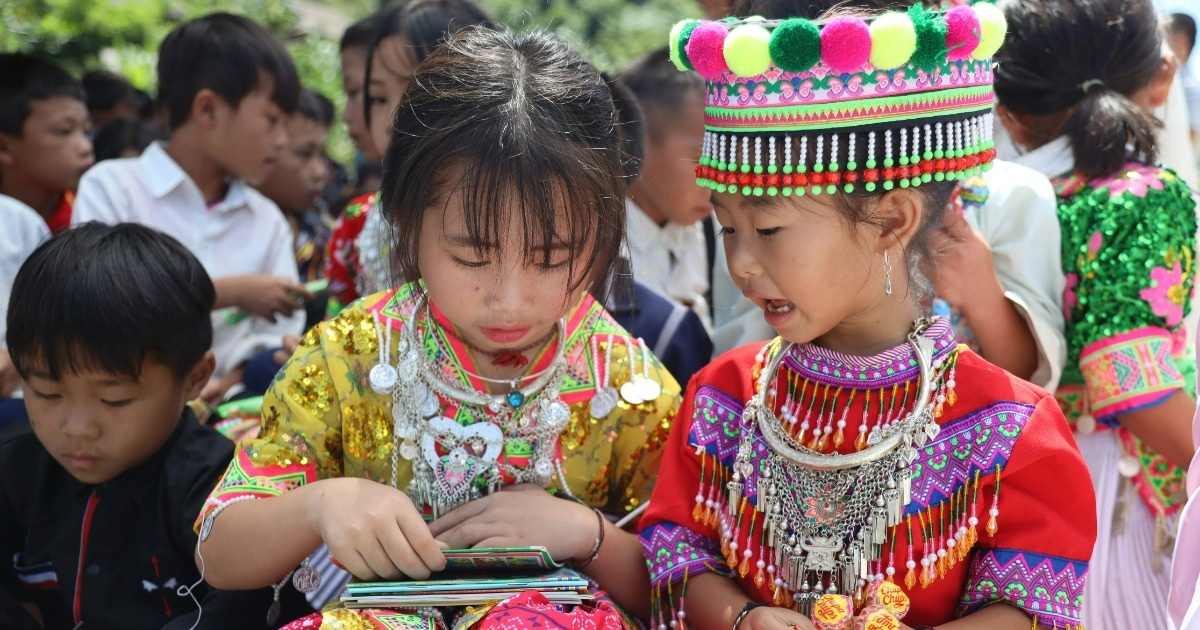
{"left": 368, "top": 293, "right": 572, "bottom": 518}
{"left": 728, "top": 321, "right": 941, "bottom": 614}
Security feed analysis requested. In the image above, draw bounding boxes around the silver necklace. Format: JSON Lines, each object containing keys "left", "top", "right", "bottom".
{"left": 368, "top": 293, "right": 572, "bottom": 518}
{"left": 728, "top": 321, "right": 940, "bottom": 614}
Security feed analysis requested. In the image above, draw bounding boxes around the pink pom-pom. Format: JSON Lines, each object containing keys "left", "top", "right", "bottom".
{"left": 945, "top": 6, "right": 981, "bottom": 61}
{"left": 820, "top": 16, "right": 871, "bottom": 75}
{"left": 685, "top": 22, "right": 731, "bottom": 81}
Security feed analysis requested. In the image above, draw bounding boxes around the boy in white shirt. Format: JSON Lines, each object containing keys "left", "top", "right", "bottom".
{"left": 73, "top": 13, "right": 312, "bottom": 403}
{"left": 619, "top": 48, "right": 714, "bottom": 329}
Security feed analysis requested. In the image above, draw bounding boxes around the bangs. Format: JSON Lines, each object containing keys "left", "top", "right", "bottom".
{"left": 440, "top": 134, "right": 620, "bottom": 286}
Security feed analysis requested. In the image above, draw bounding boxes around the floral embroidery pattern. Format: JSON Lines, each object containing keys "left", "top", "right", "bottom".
{"left": 1094, "top": 163, "right": 1169, "bottom": 198}
{"left": 1140, "top": 262, "right": 1188, "bottom": 327}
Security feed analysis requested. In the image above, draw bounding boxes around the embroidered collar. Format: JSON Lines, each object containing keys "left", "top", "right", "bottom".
{"left": 784, "top": 316, "right": 957, "bottom": 388}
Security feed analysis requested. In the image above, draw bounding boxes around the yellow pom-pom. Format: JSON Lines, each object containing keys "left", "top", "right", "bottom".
{"left": 972, "top": 2, "right": 1007, "bottom": 60}
{"left": 723, "top": 24, "right": 773, "bottom": 77}
{"left": 669, "top": 20, "right": 690, "bottom": 70}
{"left": 868, "top": 11, "right": 916, "bottom": 70}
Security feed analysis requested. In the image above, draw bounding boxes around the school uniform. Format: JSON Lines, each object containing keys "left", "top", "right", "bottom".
{"left": 0, "top": 195, "right": 50, "bottom": 429}
{"left": 625, "top": 199, "right": 712, "bottom": 330}
{"left": 72, "top": 142, "right": 304, "bottom": 378}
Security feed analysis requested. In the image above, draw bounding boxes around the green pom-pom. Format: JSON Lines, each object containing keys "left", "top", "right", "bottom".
{"left": 741, "top": 164, "right": 751, "bottom": 173}
{"left": 884, "top": 158, "right": 894, "bottom": 168}
{"left": 669, "top": 21, "right": 690, "bottom": 71}
{"left": 934, "top": 150, "right": 944, "bottom": 159}
{"left": 673, "top": 21, "right": 702, "bottom": 71}
{"left": 908, "top": 4, "right": 948, "bottom": 72}
{"left": 899, "top": 156, "right": 909, "bottom": 166}
{"left": 798, "top": 164, "right": 808, "bottom": 173}
{"left": 829, "top": 162, "right": 839, "bottom": 172}
{"left": 869, "top": 12, "right": 917, "bottom": 70}
{"left": 717, "top": 184, "right": 727, "bottom": 193}
{"left": 725, "top": 24, "right": 773, "bottom": 77}
{"left": 826, "top": 184, "right": 836, "bottom": 194}
{"left": 866, "top": 159, "right": 876, "bottom": 169}
{"left": 884, "top": 181, "right": 895, "bottom": 190}
{"left": 741, "top": 186, "right": 752, "bottom": 195}
{"left": 844, "top": 183, "right": 855, "bottom": 193}
{"left": 767, "top": 164, "right": 778, "bottom": 174}
{"left": 783, "top": 164, "right": 794, "bottom": 174}
{"left": 753, "top": 164, "right": 764, "bottom": 174}
{"left": 753, "top": 186, "right": 764, "bottom": 196}
{"left": 847, "top": 161, "right": 857, "bottom": 171}
{"left": 718, "top": 161, "right": 728, "bottom": 171}
{"left": 795, "top": 187, "right": 805, "bottom": 197}
{"left": 922, "top": 173, "right": 932, "bottom": 183}
{"left": 900, "top": 179, "right": 910, "bottom": 189}
{"left": 923, "top": 151, "right": 933, "bottom": 160}
{"left": 811, "top": 186, "right": 822, "bottom": 196}
{"left": 699, "top": 156, "right": 710, "bottom": 166}
{"left": 782, "top": 187, "right": 793, "bottom": 196}
{"left": 769, "top": 18, "right": 821, "bottom": 73}
{"left": 934, "top": 172, "right": 945, "bottom": 181}
{"left": 814, "top": 163, "right": 824, "bottom": 173}
{"left": 972, "top": 2, "right": 1008, "bottom": 60}
{"left": 767, "top": 187, "right": 778, "bottom": 196}
{"left": 866, "top": 182, "right": 877, "bottom": 192}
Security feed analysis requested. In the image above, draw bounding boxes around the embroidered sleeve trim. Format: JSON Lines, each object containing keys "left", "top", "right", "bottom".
{"left": 195, "top": 447, "right": 318, "bottom": 530}
{"left": 959, "top": 548, "right": 1087, "bottom": 627}
{"left": 639, "top": 522, "right": 729, "bottom": 587}
{"left": 1079, "top": 326, "right": 1184, "bottom": 421}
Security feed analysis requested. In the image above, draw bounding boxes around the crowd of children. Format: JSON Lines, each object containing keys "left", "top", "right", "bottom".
{"left": 3, "top": 0, "right": 1200, "bottom": 628}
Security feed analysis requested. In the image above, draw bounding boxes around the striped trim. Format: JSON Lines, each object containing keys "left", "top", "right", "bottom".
{"left": 1079, "top": 327, "right": 1184, "bottom": 421}
{"left": 705, "top": 86, "right": 994, "bottom": 131}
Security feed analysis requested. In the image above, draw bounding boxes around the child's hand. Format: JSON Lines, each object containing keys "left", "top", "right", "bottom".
{"left": 217, "top": 274, "right": 313, "bottom": 323}
{"left": 273, "top": 334, "right": 303, "bottom": 365}
{"left": 739, "top": 606, "right": 817, "bottom": 629}
{"left": 0, "top": 349, "right": 18, "bottom": 398}
{"left": 200, "top": 371, "right": 240, "bottom": 406}
{"left": 930, "top": 204, "right": 1003, "bottom": 310}
{"left": 310, "top": 477, "right": 447, "bottom": 580}
{"left": 428, "top": 484, "right": 597, "bottom": 563}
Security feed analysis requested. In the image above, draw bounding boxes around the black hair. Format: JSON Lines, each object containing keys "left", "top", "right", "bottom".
{"left": 92, "top": 118, "right": 168, "bottom": 162}
{"left": 81, "top": 69, "right": 136, "bottom": 114}
{"left": 7, "top": 222, "right": 215, "bottom": 381}
{"left": 157, "top": 12, "right": 301, "bottom": 131}
{"left": 0, "top": 53, "right": 86, "bottom": 137}
{"left": 381, "top": 26, "right": 630, "bottom": 295}
{"left": 296, "top": 87, "right": 336, "bottom": 127}
{"left": 604, "top": 72, "right": 646, "bottom": 180}
{"left": 994, "top": 0, "right": 1162, "bottom": 179}
{"left": 363, "top": 0, "right": 495, "bottom": 128}
{"left": 618, "top": 47, "right": 706, "bottom": 142}
{"left": 1169, "top": 13, "right": 1197, "bottom": 54}
{"left": 732, "top": 0, "right": 902, "bottom": 19}
{"left": 341, "top": 6, "right": 394, "bottom": 52}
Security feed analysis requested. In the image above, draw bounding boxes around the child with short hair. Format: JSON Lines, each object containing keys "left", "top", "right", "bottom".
{"left": 0, "top": 53, "right": 94, "bottom": 235}
{"left": 0, "top": 222, "right": 310, "bottom": 628}
{"left": 82, "top": 69, "right": 143, "bottom": 132}
{"left": 195, "top": 26, "right": 678, "bottom": 627}
{"left": 244, "top": 87, "right": 337, "bottom": 396}
{"left": 618, "top": 48, "right": 715, "bottom": 330}
{"left": 325, "top": 0, "right": 495, "bottom": 314}
{"left": 641, "top": 5, "right": 1095, "bottom": 629}
{"left": 73, "top": 13, "right": 313, "bottom": 402}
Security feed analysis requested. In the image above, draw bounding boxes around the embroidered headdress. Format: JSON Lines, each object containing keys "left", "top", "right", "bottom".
{"left": 669, "top": 2, "right": 1007, "bottom": 197}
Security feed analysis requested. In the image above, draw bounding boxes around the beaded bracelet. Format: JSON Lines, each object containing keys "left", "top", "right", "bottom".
{"left": 574, "top": 507, "right": 606, "bottom": 569}
{"left": 733, "top": 602, "right": 767, "bottom": 630}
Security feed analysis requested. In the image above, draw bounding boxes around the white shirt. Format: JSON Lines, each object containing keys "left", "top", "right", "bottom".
{"left": 72, "top": 142, "right": 303, "bottom": 377}
{"left": 625, "top": 199, "right": 711, "bottom": 330}
{"left": 711, "top": 160, "right": 1068, "bottom": 393}
{"left": 1, "top": 194, "right": 50, "bottom": 348}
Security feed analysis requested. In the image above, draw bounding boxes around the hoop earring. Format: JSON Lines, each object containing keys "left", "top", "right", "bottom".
{"left": 883, "top": 251, "right": 893, "bottom": 296}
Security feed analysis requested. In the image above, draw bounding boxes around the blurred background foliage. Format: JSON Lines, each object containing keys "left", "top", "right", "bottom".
{"left": 0, "top": 0, "right": 699, "bottom": 166}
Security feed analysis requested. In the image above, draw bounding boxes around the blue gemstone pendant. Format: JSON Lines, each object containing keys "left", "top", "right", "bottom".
{"left": 506, "top": 391, "right": 526, "bottom": 408}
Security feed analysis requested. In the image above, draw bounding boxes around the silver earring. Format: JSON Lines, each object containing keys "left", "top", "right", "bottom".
{"left": 883, "top": 251, "right": 893, "bottom": 296}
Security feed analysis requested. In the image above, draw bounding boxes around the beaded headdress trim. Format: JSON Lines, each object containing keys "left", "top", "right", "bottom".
{"left": 668, "top": 3, "right": 1008, "bottom": 197}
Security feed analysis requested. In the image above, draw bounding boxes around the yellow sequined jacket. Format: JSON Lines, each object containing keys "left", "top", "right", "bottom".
{"left": 198, "top": 283, "right": 680, "bottom": 525}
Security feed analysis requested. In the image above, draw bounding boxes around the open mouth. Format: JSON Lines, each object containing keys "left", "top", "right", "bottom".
{"left": 764, "top": 299, "right": 795, "bottom": 314}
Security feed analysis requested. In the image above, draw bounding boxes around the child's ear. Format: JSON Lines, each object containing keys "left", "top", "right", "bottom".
{"left": 191, "top": 88, "right": 223, "bottom": 130}
{"left": 0, "top": 133, "right": 15, "bottom": 168}
{"left": 184, "top": 351, "right": 217, "bottom": 401}
{"left": 873, "top": 188, "right": 925, "bottom": 255}
{"left": 1143, "top": 53, "right": 1176, "bottom": 111}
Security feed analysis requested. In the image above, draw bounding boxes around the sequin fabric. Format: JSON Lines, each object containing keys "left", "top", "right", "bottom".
{"left": 199, "top": 282, "right": 680, "bottom": 524}
{"left": 1053, "top": 163, "right": 1196, "bottom": 513}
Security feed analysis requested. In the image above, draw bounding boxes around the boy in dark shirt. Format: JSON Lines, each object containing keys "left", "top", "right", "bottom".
{"left": 0, "top": 223, "right": 309, "bottom": 629}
